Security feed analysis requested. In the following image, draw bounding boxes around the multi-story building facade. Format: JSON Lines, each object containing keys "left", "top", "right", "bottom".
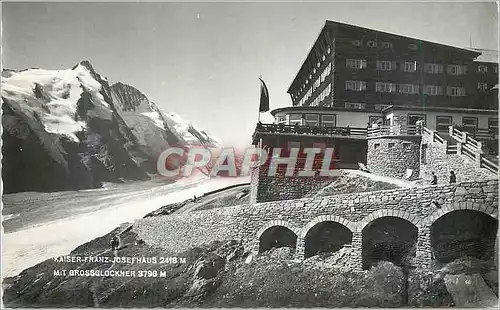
{"left": 287, "top": 20, "right": 498, "bottom": 115}
{"left": 251, "top": 20, "right": 498, "bottom": 197}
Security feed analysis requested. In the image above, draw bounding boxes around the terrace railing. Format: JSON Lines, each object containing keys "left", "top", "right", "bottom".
{"left": 447, "top": 126, "right": 498, "bottom": 175}
{"left": 254, "top": 123, "right": 368, "bottom": 138}
{"left": 367, "top": 125, "right": 421, "bottom": 138}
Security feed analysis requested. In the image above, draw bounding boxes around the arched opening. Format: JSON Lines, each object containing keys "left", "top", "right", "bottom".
{"left": 304, "top": 221, "right": 353, "bottom": 258}
{"left": 431, "top": 210, "right": 498, "bottom": 264}
{"left": 362, "top": 216, "right": 418, "bottom": 270}
{"left": 258, "top": 226, "right": 297, "bottom": 253}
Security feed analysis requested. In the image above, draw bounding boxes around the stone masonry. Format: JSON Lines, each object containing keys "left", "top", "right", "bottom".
{"left": 367, "top": 136, "right": 421, "bottom": 180}
{"left": 133, "top": 179, "right": 498, "bottom": 271}
{"left": 420, "top": 131, "right": 496, "bottom": 183}
{"left": 254, "top": 163, "right": 335, "bottom": 203}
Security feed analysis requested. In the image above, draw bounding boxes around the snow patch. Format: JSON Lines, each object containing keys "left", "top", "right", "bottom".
{"left": 141, "top": 112, "right": 165, "bottom": 130}
{"left": 1, "top": 66, "right": 110, "bottom": 142}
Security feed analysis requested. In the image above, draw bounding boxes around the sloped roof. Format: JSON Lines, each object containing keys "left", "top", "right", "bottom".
{"left": 465, "top": 48, "right": 499, "bottom": 63}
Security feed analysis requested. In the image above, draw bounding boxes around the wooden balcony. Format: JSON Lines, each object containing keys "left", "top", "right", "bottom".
{"left": 252, "top": 123, "right": 367, "bottom": 144}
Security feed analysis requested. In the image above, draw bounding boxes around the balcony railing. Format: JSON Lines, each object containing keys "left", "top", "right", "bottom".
{"left": 254, "top": 123, "right": 367, "bottom": 138}
{"left": 367, "top": 125, "right": 421, "bottom": 138}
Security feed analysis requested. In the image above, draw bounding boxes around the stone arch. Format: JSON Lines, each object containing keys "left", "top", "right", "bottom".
{"left": 422, "top": 203, "right": 497, "bottom": 227}
{"left": 256, "top": 220, "right": 299, "bottom": 254}
{"left": 256, "top": 220, "right": 300, "bottom": 239}
{"left": 361, "top": 215, "right": 418, "bottom": 270}
{"left": 357, "top": 209, "right": 420, "bottom": 232}
{"left": 429, "top": 208, "right": 498, "bottom": 263}
{"left": 300, "top": 215, "right": 355, "bottom": 239}
{"left": 303, "top": 220, "right": 353, "bottom": 259}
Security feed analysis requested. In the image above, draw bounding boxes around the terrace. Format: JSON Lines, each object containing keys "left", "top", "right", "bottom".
{"left": 252, "top": 123, "right": 422, "bottom": 144}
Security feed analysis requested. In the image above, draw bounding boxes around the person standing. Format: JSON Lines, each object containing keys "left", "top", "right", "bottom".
{"left": 449, "top": 171, "right": 456, "bottom": 184}
{"left": 110, "top": 236, "right": 120, "bottom": 251}
{"left": 431, "top": 172, "right": 437, "bottom": 185}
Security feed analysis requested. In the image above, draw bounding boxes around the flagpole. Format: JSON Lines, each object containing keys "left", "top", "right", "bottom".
{"left": 258, "top": 75, "right": 262, "bottom": 123}
{"left": 257, "top": 74, "right": 262, "bottom": 154}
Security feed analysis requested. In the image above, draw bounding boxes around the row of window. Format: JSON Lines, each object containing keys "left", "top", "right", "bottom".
{"left": 292, "top": 48, "right": 333, "bottom": 101}
{"left": 345, "top": 58, "right": 498, "bottom": 74}
{"left": 415, "top": 115, "right": 498, "bottom": 133}
{"left": 351, "top": 40, "right": 408, "bottom": 50}
{"left": 275, "top": 113, "right": 498, "bottom": 135}
{"left": 277, "top": 113, "right": 337, "bottom": 127}
{"left": 309, "top": 85, "right": 332, "bottom": 107}
{"left": 296, "top": 63, "right": 333, "bottom": 105}
{"left": 345, "top": 80, "right": 469, "bottom": 97}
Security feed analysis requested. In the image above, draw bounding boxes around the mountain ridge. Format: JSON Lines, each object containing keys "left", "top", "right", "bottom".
{"left": 1, "top": 60, "right": 222, "bottom": 193}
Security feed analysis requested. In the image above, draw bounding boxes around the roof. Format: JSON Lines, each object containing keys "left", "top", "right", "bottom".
{"left": 382, "top": 105, "right": 498, "bottom": 115}
{"left": 465, "top": 48, "right": 499, "bottom": 63}
{"left": 288, "top": 20, "right": 483, "bottom": 94}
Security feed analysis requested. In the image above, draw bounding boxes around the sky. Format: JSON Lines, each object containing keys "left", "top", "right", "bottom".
{"left": 2, "top": 1, "right": 499, "bottom": 147}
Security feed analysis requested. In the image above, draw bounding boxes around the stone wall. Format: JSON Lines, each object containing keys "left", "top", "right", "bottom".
{"left": 420, "top": 132, "right": 495, "bottom": 183}
{"left": 133, "top": 179, "right": 498, "bottom": 269}
{"left": 255, "top": 164, "right": 334, "bottom": 203}
{"left": 367, "top": 136, "right": 421, "bottom": 180}
{"left": 249, "top": 165, "right": 259, "bottom": 204}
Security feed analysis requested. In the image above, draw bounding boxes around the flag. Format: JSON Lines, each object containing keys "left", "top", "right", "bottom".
{"left": 259, "top": 78, "right": 269, "bottom": 112}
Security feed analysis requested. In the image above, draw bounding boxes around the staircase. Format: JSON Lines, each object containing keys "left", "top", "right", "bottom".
{"left": 423, "top": 126, "right": 498, "bottom": 175}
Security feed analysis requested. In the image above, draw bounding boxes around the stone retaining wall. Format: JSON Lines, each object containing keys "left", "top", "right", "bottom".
{"left": 254, "top": 164, "right": 334, "bottom": 202}
{"left": 133, "top": 179, "right": 498, "bottom": 269}
{"left": 367, "top": 136, "right": 421, "bottom": 180}
{"left": 420, "top": 133, "right": 495, "bottom": 183}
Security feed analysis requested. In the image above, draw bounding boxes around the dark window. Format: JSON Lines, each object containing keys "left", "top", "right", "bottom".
{"left": 374, "top": 143, "right": 380, "bottom": 149}
{"left": 488, "top": 118, "right": 498, "bottom": 133}
{"left": 304, "top": 114, "right": 319, "bottom": 127}
{"left": 388, "top": 143, "right": 395, "bottom": 148}
{"left": 321, "top": 114, "right": 336, "bottom": 127}
{"left": 462, "top": 117, "right": 478, "bottom": 134}
{"left": 436, "top": 116, "right": 452, "bottom": 132}
{"left": 408, "top": 114, "right": 426, "bottom": 126}
{"left": 408, "top": 43, "right": 418, "bottom": 50}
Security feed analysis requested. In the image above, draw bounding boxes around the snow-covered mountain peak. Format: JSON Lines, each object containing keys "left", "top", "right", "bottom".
{"left": 1, "top": 65, "right": 110, "bottom": 142}
{"left": 2, "top": 61, "right": 224, "bottom": 193}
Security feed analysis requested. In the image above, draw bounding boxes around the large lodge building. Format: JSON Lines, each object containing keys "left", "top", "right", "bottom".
{"left": 252, "top": 20, "right": 498, "bottom": 173}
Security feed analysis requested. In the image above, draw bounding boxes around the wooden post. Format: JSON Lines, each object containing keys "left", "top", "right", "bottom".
{"left": 456, "top": 143, "right": 462, "bottom": 155}
{"left": 476, "top": 141, "right": 483, "bottom": 153}
{"left": 462, "top": 131, "right": 468, "bottom": 144}
{"left": 476, "top": 152, "right": 482, "bottom": 168}
{"left": 448, "top": 125, "right": 453, "bottom": 137}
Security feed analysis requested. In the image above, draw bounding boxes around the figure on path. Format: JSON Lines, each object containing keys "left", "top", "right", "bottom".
{"left": 449, "top": 171, "right": 456, "bottom": 184}
{"left": 110, "top": 236, "right": 120, "bottom": 251}
{"left": 431, "top": 172, "right": 437, "bottom": 185}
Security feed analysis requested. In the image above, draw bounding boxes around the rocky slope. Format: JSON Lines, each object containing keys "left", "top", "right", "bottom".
{"left": 1, "top": 61, "right": 221, "bottom": 193}
{"left": 2, "top": 226, "right": 410, "bottom": 308}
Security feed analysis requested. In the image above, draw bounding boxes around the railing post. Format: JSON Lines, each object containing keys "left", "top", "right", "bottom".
{"left": 448, "top": 125, "right": 453, "bottom": 137}
{"left": 476, "top": 141, "right": 483, "bottom": 153}
{"left": 462, "top": 131, "right": 468, "bottom": 144}
{"left": 456, "top": 142, "right": 462, "bottom": 155}
{"left": 476, "top": 152, "right": 482, "bottom": 168}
